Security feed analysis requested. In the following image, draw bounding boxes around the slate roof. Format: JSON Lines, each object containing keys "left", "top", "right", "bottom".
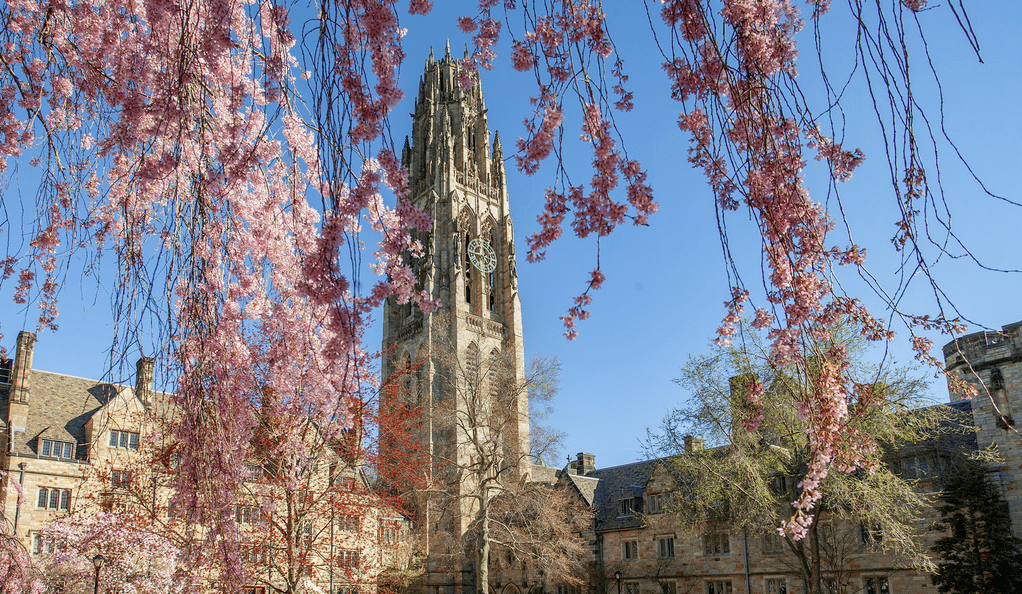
{"left": 530, "top": 463, "right": 561, "bottom": 484}
{"left": 565, "top": 472, "right": 599, "bottom": 506}
{"left": 1, "top": 370, "right": 118, "bottom": 460}
{"left": 583, "top": 459, "right": 657, "bottom": 533}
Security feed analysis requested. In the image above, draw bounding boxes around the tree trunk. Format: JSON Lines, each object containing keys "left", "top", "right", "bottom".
{"left": 478, "top": 494, "right": 490, "bottom": 594}
{"left": 809, "top": 522, "right": 821, "bottom": 594}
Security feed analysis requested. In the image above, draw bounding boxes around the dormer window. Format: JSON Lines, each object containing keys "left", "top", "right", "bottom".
{"left": 40, "top": 439, "right": 74, "bottom": 460}
{"left": 110, "top": 430, "right": 139, "bottom": 450}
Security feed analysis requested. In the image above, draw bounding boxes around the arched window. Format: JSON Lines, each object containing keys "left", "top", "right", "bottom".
{"left": 464, "top": 231, "right": 472, "bottom": 304}
{"left": 466, "top": 343, "right": 481, "bottom": 385}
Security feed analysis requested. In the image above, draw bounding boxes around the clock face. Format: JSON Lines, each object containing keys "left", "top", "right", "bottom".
{"left": 467, "top": 238, "right": 497, "bottom": 273}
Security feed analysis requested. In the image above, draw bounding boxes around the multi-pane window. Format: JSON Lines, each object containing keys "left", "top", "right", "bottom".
{"left": 660, "top": 583, "right": 676, "bottom": 594}
{"left": 37, "top": 488, "right": 71, "bottom": 511}
{"left": 864, "top": 577, "right": 889, "bottom": 594}
{"left": 823, "top": 578, "right": 840, "bottom": 594}
{"left": 703, "top": 531, "right": 730, "bottom": 556}
{"left": 623, "top": 540, "right": 638, "bottom": 560}
{"left": 337, "top": 515, "right": 359, "bottom": 532}
{"left": 766, "top": 578, "right": 787, "bottom": 594}
{"left": 657, "top": 536, "right": 675, "bottom": 559}
{"left": 39, "top": 439, "right": 74, "bottom": 459}
{"left": 624, "top": 583, "right": 640, "bottom": 594}
{"left": 705, "top": 581, "right": 732, "bottom": 594}
{"left": 619, "top": 499, "right": 634, "bottom": 516}
{"left": 861, "top": 523, "right": 883, "bottom": 547}
{"left": 762, "top": 532, "right": 785, "bottom": 554}
{"left": 818, "top": 524, "right": 835, "bottom": 550}
{"left": 241, "top": 544, "right": 267, "bottom": 565}
{"left": 646, "top": 493, "right": 673, "bottom": 514}
{"left": 236, "top": 505, "right": 262, "bottom": 524}
{"left": 244, "top": 464, "right": 264, "bottom": 481}
{"left": 769, "top": 475, "right": 788, "bottom": 496}
{"left": 111, "top": 469, "right": 131, "bottom": 488}
{"left": 901, "top": 456, "right": 930, "bottom": 480}
{"left": 109, "top": 430, "right": 139, "bottom": 450}
{"left": 296, "top": 521, "right": 313, "bottom": 548}
{"left": 32, "top": 533, "right": 65, "bottom": 555}
{"left": 336, "top": 549, "right": 360, "bottom": 567}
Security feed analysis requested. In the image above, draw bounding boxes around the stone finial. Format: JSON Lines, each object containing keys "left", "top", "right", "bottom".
{"left": 492, "top": 130, "right": 503, "bottom": 160}
{"left": 444, "top": 39, "right": 451, "bottom": 61}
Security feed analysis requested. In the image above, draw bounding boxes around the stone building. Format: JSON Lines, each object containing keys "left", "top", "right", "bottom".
{"left": 380, "top": 42, "right": 533, "bottom": 594}
{"left": 0, "top": 331, "right": 410, "bottom": 594}
{"left": 522, "top": 321, "right": 1022, "bottom": 594}
{"left": 374, "top": 43, "right": 1022, "bottom": 594}
{"left": 942, "top": 320, "right": 1022, "bottom": 537}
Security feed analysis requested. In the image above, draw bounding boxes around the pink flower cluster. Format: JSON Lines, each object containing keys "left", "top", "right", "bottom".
{"left": 0, "top": 0, "right": 441, "bottom": 575}
{"left": 658, "top": 0, "right": 897, "bottom": 536}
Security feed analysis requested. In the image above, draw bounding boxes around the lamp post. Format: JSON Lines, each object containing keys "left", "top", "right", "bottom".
{"left": 92, "top": 554, "right": 105, "bottom": 594}
{"left": 615, "top": 571, "right": 622, "bottom": 594}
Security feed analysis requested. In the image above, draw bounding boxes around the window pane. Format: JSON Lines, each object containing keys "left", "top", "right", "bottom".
{"left": 49, "top": 489, "right": 59, "bottom": 509}
{"left": 34, "top": 534, "right": 43, "bottom": 554}
{"left": 62, "top": 442, "right": 72, "bottom": 459}
{"left": 38, "top": 488, "right": 47, "bottom": 508}
{"left": 60, "top": 490, "right": 70, "bottom": 510}
{"left": 110, "top": 431, "right": 118, "bottom": 446}
{"left": 129, "top": 433, "right": 139, "bottom": 449}
{"left": 41, "top": 440, "right": 51, "bottom": 457}
{"left": 120, "top": 432, "right": 128, "bottom": 448}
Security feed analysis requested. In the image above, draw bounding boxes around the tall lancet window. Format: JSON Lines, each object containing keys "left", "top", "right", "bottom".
{"left": 482, "top": 222, "right": 497, "bottom": 314}
{"left": 464, "top": 232, "right": 472, "bottom": 304}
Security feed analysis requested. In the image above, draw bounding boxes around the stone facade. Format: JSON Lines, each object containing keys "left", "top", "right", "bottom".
{"left": 943, "top": 320, "right": 1022, "bottom": 537}
{"left": 516, "top": 321, "right": 1022, "bottom": 594}
{"left": 381, "top": 43, "right": 532, "bottom": 594}
{"left": 564, "top": 448, "right": 955, "bottom": 594}
{"left": 0, "top": 332, "right": 409, "bottom": 594}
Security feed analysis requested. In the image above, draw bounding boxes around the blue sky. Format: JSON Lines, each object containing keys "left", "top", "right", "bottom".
{"left": 4, "top": 2, "right": 1022, "bottom": 470}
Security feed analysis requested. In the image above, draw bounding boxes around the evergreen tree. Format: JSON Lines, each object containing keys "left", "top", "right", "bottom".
{"left": 930, "top": 459, "right": 1022, "bottom": 594}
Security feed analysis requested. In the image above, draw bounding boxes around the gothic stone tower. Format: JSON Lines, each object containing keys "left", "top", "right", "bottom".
{"left": 381, "top": 43, "right": 530, "bottom": 593}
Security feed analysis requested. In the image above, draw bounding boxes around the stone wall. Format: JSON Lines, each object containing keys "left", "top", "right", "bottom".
{"left": 943, "top": 320, "right": 1022, "bottom": 537}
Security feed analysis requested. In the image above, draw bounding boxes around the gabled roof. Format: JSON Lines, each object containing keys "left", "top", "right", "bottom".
{"left": 1, "top": 370, "right": 119, "bottom": 459}
{"left": 584, "top": 459, "right": 657, "bottom": 532}
{"left": 564, "top": 472, "right": 599, "bottom": 506}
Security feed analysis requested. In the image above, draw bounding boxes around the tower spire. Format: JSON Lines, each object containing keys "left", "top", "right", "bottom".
{"left": 382, "top": 52, "right": 531, "bottom": 592}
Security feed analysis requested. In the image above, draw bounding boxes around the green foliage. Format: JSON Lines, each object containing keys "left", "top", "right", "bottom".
{"left": 930, "top": 458, "right": 1022, "bottom": 594}
{"left": 648, "top": 324, "right": 972, "bottom": 593}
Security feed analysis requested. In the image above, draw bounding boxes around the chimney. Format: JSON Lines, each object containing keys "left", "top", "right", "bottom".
{"left": 6, "top": 331, "right": 36, "bottom": 445}
{"left": 574, "top": 452, "right": 595, "bottom": 476}
{"left": 135, "top": 356, "right": 155, "bottom": 407}
{"left": 10, "top": 331, "right": 36, "bottom": 404}
{"left": 684, "top": 435, "right": 705, "bottom": 453}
